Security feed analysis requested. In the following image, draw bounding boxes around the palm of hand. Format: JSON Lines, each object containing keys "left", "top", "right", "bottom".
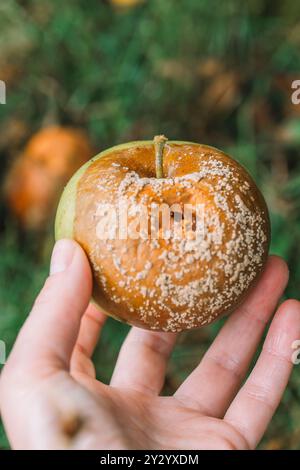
{"left": 32, "top": 367, "right": 247, "bottom": 450}
{"left": 0, "top": 243, "right": 298, "bottom": 450}
{"left": 63, "top": 376, "right": 248, "bottom": 450}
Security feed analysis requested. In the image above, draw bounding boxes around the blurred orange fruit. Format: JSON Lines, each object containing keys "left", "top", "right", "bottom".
{"left": 5, "top": 126, "right": 93, "bottom": 231}
{"left": 110, "top": 0, "right": 144, "bottom": 8}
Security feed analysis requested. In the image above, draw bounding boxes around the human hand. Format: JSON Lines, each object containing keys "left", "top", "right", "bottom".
{"left": 0, "top": 239, "right": 299, "bottom": 449}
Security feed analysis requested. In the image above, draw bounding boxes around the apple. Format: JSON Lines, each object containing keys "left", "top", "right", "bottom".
{"left": 55, "top": 136, "right": 270, "bottom": 332}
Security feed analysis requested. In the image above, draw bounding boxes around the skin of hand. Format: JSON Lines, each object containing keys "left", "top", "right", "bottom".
{"left": 0, "top": 239, "right": 299, "bottom": 450}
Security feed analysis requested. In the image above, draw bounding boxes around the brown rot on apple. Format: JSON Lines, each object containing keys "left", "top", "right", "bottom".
{"left": 55, "top": 136, "right": 270, "bottom": 332}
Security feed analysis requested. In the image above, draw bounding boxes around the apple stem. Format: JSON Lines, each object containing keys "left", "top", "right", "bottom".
{"left": 154, "top": 135, "right": 168, "bottom": 178}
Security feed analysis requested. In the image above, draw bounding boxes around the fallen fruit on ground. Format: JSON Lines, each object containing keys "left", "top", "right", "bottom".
{"left": 5, "top": 126, "right": 93, "bottom": 231}
{"left": 110, "top": 0, "right": 144, "bottom": 8}
{"left": 55, "top": 136, "right": 270, "bottom": 332}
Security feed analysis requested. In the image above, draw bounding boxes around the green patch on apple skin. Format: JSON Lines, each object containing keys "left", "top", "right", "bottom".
{"left": 55, "top": 141, "right": 151, "bottom": 241}
{"left": 55, "top": 159, "right": 91, "bottom": 240}
{"left": 54, "top": 139, "right": 202, "bottom": 241}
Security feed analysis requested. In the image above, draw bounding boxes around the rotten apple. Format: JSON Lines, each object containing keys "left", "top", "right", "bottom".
{"left": 55, "top": 136, "right": 270, "bottom": 332}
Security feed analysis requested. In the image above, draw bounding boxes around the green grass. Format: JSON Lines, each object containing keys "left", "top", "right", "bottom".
{"left": 1, "top": 0, "right": 300, "bottom": 449}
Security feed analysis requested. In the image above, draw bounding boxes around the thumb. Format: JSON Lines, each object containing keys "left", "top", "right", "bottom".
{"left": 7, "top": 239, "right": 93, "bottom": 372}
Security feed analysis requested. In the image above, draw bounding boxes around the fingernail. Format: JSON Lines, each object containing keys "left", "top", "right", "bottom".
{"left": 50, "top": 239, "right": 76, "bottom": 275}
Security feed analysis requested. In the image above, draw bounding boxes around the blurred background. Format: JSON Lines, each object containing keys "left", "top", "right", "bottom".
{"left": 1, "top": 0, "right": 300, "bottom": 449}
